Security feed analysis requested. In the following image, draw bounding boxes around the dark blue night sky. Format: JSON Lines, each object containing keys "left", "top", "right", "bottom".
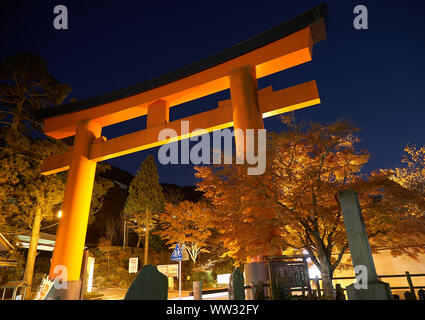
{"left": 1, "top": 0, "right": 424, "bottom": 186}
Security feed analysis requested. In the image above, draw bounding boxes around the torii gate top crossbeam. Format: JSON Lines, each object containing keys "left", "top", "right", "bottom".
{"left": 36, "top": 4, "right": 327, "bottom": 140}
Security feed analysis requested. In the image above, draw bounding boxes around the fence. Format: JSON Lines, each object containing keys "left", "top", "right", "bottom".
{"left": 189, "top": 272, "right": 425, "bottom": 300}
{"left": 0, "top": 281, "right": 30, "bottom": 300}
{"left": 189, "top": 285, "right": 252, "bottom": 297}
{"left": 311, "top": 272, "right": 425, "bottom": 299}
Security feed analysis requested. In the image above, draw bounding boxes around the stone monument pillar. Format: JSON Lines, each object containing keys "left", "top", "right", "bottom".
{"left": 124, "top": 265, "right": 168, "bottom": 300}
{"left": 229, "top": 268, "right": 245, "bottom": 300}
{"left": 338, "top": 189, "right": 392, "bottom": 300}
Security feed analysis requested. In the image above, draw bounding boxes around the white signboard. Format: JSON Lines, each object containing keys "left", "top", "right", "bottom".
{"left": 157, "top": 264, "right": 178, "bottom": 277}
{"left": 34, "top": 277, "right": 55, "bottom": 300}
{"left": 217, "top": 273, "right": 231, "bottom": 284}
{"left": 86, "top": 257, "right": 95, "bottom": 292}
{"left": 129, "top": 257, "right": 138, "bottom": 273}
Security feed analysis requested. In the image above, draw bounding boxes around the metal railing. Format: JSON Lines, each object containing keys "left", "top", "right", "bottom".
{"left": 311, "top": 272, "right": 425, "bottom": 299}
{"left": 188, "top": 285, "right": 252, "bottom": 297}
{"left": 189, "top": 272, "right": 425, "bottom": 299}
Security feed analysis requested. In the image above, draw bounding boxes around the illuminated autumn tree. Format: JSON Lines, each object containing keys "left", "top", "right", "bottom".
{"left": 0, "top": 53, "right": 71, "bottom": 296}
{"left": 196, "top": 116, "right": 425, "bottom": 298}
{"left": 124, "top": 155, "right": 164, "bottom": 265}
{"left": 353, "top": 172, "right": 425, "bottom": 259}
{"left": 158, "top": 200, "right": 212, "bottom": 264}
{"left": 366, "top": 144, "right": 425, "bottom": 257}
{"left": 391, "top": 144, "right": 425, "bottom": 195}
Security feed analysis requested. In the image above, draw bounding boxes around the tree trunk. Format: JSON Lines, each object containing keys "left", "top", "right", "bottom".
{"left": 317, "top": 250, "right": 336, "bottom": 299}
{"left": 144, "top": 228, "right": 149, "bottom": 265}
{"left": 136, "top": 234, "right": 142, "bottom": 248}
{"left": 320, "top": 264, "right": 335, "bottom": 299}
{"left": 23, "top": 206, "right": 42, "bottom": 299}
{"left": 11, "top": 100, "right": 23, "bottom": 132}
{"left": 107, "top": 252, "right": 110, "bottom": 271}
{"left": 144, "top": 210, "right": 150, "bottom": 265}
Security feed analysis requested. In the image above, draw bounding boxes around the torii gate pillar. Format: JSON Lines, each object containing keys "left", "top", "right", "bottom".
{"left": 49, "top": 120, "right": 101, "bottom": 299}
{"left": 230, "top": 66, "right": 264, "bottom": 156}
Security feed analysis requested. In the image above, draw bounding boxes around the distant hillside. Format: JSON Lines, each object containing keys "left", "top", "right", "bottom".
{"left": 99, "top": 166, "right": 203, "bottom": 201}
{"left": 85, "top": 165, "right": 204, "bottom": 246}
{"left": 100, "top": 165, "right": 133, "bottom": 187}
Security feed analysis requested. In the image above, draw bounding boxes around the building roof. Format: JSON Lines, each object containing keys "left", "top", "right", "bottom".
{"left": 15, "top": 231, "right": 56, "bottom": 252}
{"left": 0, "top": 232, "right": 14, "bottom": 252}
{"left": 0, "top": 232, "right": 17, "bottom": 267}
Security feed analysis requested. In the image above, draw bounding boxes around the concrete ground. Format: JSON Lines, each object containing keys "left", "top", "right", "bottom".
{"left": 92, "top": 287, "right": 228, "bottom": 300}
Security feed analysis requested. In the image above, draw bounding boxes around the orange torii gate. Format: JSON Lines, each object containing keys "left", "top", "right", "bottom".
{"left": 37, "top": 4, "right": 327, "bottom": 299}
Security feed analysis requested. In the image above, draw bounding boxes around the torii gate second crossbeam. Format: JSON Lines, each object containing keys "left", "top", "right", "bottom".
{"left": 36, "top": 4, "right": 327, "bottom": 299}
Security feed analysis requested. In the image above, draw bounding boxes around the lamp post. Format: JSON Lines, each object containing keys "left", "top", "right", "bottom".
{"left": 122, "top": 212, "right": 128, "bottom": 251}
{"left": 123, "top": 219, "right": 126, "bottom": 250}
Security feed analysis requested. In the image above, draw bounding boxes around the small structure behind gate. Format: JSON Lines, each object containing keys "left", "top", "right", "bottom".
{"left": 265, "top": 255, "right": 312, "bottom": 299}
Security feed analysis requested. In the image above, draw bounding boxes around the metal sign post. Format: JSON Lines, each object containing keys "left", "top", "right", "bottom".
{"left": 171, "top": 243, "right": 183, "bottom": 300}
{"left": 178, "top": 260, "right": 181, "bottom": 300}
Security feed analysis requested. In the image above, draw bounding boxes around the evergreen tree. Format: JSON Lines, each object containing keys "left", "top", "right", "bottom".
{"left": 124, "top": 155, "right": 164, "bottom": 265}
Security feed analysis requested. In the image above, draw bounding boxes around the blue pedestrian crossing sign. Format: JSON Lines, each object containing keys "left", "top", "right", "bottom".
{"left": 171, "top": 243, "right": 183, "bottom": 261}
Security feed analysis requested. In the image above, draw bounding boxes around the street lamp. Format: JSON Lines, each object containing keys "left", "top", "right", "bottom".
{"left": 57, "top": 210, "right": 62, "bottom": 219}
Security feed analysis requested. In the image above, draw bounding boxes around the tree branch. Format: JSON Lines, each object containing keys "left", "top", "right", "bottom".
{"left": 331, "top": 242, "right": 349, "bottom": 273}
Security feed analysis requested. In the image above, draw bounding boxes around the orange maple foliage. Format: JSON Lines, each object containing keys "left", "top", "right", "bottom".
{"left": 391, "top": 144, "right": 425, "bottom": 195}
{"left": 158, "top": 200, "right": 213, "bottom": 264}
{"left": 195, "top": 116, "right": 425, "bottom": 297}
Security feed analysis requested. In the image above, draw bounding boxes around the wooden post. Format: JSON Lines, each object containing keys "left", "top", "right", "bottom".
{"left": 315, "top": 276, "right": 322, "bottom": 297}
{"left": 79, "top": 249, "right": 89, "bottom": 300}
{"left": 193, "top": 281, "right": 202, "bottom": 300}
{"left": 405, "top": 271, "right": 416, "bottom": 300}
{"left": 303, "top": 256, "right": 312, "bottom": 297}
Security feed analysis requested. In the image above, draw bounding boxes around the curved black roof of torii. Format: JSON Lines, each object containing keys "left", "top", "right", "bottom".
{"left": 36, "top": 3, "right": 327, "bottom": 120}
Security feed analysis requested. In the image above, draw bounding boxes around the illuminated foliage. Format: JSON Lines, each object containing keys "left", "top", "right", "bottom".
{"left": 391, "top": 144, "right": 425, "bottom": 195}
{"left": 195, "top": 115, "right": 425, "bottom": 298}
{"left": 158, "top": 200, "right": 212, "bottom": 264}
{"left": 0, "top": 53, "right": 112, "bottom": 292}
